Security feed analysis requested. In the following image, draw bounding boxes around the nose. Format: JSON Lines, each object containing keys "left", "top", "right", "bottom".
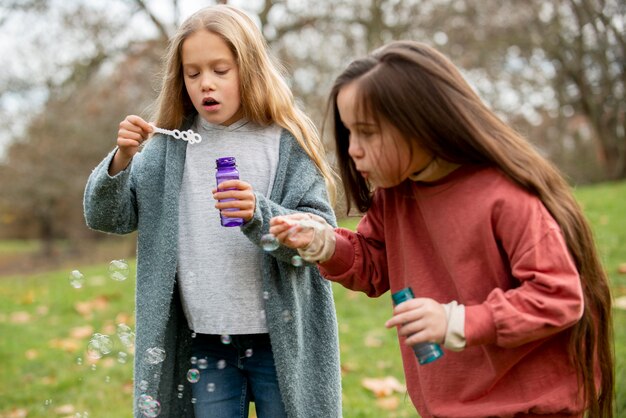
{"left": 200, "top": 73, "right": 216, "bottom": 91}
{"left": 348, "top": 136, "right": 364, "bottom": 160}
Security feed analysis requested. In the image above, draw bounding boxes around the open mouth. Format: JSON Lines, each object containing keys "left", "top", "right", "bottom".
{"left": 202, "top": 98, "right": 220, "bottom": 106}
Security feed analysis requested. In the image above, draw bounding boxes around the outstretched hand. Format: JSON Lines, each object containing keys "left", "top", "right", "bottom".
{"left": 270, "top": 213, "right": 336, "bottom": 263}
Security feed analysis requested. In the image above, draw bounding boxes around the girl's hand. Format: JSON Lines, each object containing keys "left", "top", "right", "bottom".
{"left": 385, "top": 298, "right": 447, "bottom": 346}
{"left": 212, "top": 180, "right": 256, "bottom": 222}
{"left": 109, "top": 115, "right": 153, "bottom": 176}
{"left": 270, "top": 213, "right": 336, "bottom": 263}
{"left": 269, "top": 213, "right": 319, "bottom": 249}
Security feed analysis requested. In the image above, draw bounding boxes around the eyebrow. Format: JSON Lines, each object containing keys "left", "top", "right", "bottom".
{"left": 182, "top": 57, "right": 233, "bottom": 67}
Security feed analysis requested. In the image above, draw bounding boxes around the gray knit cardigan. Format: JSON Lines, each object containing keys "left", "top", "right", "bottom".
{"left": 83, "top": 127, "right": 342, "bottom": 418}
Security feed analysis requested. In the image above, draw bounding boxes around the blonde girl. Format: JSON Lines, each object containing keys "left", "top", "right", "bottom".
{"left": 85, "top": 5, "right": 341, "bottom": 418}
{"left": 271, "top": 40, "right": 614, "bottom": 417}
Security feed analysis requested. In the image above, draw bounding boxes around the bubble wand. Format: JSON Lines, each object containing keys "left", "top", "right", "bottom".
{"left": 150, "top": 124, "right": 202, "bottom": 144}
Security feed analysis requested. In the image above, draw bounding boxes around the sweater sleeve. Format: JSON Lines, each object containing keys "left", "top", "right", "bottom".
{"left": 319, "top": 199, "right": 391, "bottom": 298}
{"left": 465, "top": 195, "right": 584, "bottom": 348}
{"left": 83, "top": 147, "right": 139, "bottom": 235}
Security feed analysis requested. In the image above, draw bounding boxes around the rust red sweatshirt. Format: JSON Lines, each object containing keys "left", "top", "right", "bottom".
{"left": 320, "top": 165, "right": 586, "bottom": 417}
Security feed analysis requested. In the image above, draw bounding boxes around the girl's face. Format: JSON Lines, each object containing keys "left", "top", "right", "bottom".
{"left": 182, "top": 30, "right": 243, "bottom": 126}
{"left": 336, "top": 82, "right": 433, "bottom": 188}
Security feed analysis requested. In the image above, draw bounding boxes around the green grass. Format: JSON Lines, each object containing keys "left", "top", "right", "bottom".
{"left": 0, "top": 180, "right": 625, "bottom": 417}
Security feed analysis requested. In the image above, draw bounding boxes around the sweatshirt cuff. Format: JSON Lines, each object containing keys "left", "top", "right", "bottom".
{"left": 442, "top": 301, "right": 466, "bottom": 351}
{"left": 464, "top": 304, "right": 498, "bottom": 346}
{"left": 318, "top": 233, "right": 354, "bottom": 277}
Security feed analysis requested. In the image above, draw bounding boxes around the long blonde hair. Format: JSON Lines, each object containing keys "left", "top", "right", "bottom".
{"left": 152, "top": 4, "right": 336, "bottom": 201}
{"left": 328, "top": 41, "right": 614, "bottom": 417}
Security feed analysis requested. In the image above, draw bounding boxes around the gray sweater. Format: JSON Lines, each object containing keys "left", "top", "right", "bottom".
{"left": 83, "top": 125, "right": 342, "bottom": 417}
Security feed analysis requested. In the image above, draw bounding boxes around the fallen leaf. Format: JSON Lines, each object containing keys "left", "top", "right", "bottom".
{"left": 24, "top": 349, "right": 38, "bottom": 360}
{"left": 9, "top": 311, "right": 31, "bottom": 324}
{"left": 376, "top": 396, "right": 400, "bottom": 410}
{"left": 364, "top": 333, "right": 384, "bottom": 348}
{"left": 0, "top": 408, "right": 28, "bottom": 418}
{"left": 617, "top": 263, "right": 626, "bottom": 274}
{"left": 54, "top": 404, "right": 75, "bottom": 414}
{"left": 49, "top": 338, "right": 81, "bottom": 353}
{"left": 69, "top": 325, "right": 94, "bottom": 339}
{"left": 361, "top": 376, "right": 406, "bottom": 398}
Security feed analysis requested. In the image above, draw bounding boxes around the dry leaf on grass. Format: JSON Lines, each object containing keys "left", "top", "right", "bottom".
{"left": 376, "top": 396, "right": 401, "bottom": 410}
{"left": 69, "top": 325, "right": 94, "bottom": 339}
{"left": 0, "top": 408, "right": 28, "bottom": 418}
{"left": 614, "top": 296, "right": 626, "bottom": 310}
{"left": 361, "top": 376, "right": 406, "bottom": 398}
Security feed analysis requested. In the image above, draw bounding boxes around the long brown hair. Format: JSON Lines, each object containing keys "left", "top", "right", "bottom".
{"left": 327, "top": 40, "right": 614, "bottom": 417}
{"left": 151, "top": 4, "right": 336, "bottom": 202}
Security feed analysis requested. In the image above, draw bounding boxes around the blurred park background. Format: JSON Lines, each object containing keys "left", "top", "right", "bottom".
{"left": 0, "top": 0, "right": 624, "bottom": 417}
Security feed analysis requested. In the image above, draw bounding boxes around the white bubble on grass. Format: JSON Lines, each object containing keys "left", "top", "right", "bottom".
{"left": 117, "top": 352, "right": 128, "bottom": 364}
{"left": 144, "top": 347, "right": 166, "bottom": 365}
{"left": 108, "top": 259, "right": 130, "bottom": 281}
{"left": 117, "top": 323, "right": 135, "bottom": 348}
{"left": 69, "top": 270, "right": 85, "bottom": 289}
{"left": 260, "top": 234, "right": 279, "bottom": 251}
{"left": 87, "top": 333, "right": 112, "bottom": 359}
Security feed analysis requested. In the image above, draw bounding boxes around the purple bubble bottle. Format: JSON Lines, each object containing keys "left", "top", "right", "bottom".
{"left": 215, "top": 157, "right": 244, "bottom": 227}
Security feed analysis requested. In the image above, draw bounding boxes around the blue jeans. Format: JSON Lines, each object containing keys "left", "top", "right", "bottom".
{"left": 189, "top": 333, "right": 288, "bottom": 418}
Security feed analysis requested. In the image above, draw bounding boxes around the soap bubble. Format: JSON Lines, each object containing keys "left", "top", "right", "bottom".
{"left": 186, "top": 368, "right": 200, "bottom": 383}
{"left": 117, "top": 324, "right": 135, "bottom": 348}
{"left": 290, "top": 255, "right": 303, "bottom": 267}
{"left": 190, "top": 356, "right": 197, "bottom": 365}
{"left": 260, "top": 234, "right": 279, "bottom": 251}
{"left": 282, "top": 310, "right": 293, "bottom": 323}
{"left": 137, "top": 394, "right": 161, "bottom": 417}
{"left": 69, "top": 270, "right": 85, "bottom": 289}
{"left": 217, "top": 359, "right": 227, "bottom": 369}
{"left": 144, "top": 347, "right": 166, "bottom": 365}
{"left": 177, "top": 384, "right": 184, "bottom": 392}
{"left": 263, "top": 291, "right": 270, "bottom": 300}
{"left": 117, "top": 352, "right": 128, "bottom": 364}
{"left": 197, "top": 358, "right": 208, "bottom": 370}
{"left": 220, "top": 334, "right": 232, "bottom": 345}
{"left": 245, "top": 348, "right": 253, "bottom": 358}
{"left": 207, "top": 382, "right": 216, "bottom": 392}
{"left": 87, "top": 333, "right": 112, "bottom": 359}
{"left": 108, "top": 259, "right": 130, "bottom": 281}
{"left": 191, "top": 398, "right": 197, "bottom": 404}
{"left": 138, "top": 380, "right": 149, "bottom": 392}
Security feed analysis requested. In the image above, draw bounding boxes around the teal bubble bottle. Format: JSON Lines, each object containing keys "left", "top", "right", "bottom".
{"left": 391, "top": 287, "right": 444, "bottom": 365}
{"left": 215, "top": 157, "right": 244, "bottom": 227}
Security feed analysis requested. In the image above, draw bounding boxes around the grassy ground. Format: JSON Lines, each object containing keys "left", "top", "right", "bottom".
{"left": 0, "top": 180, "right": 624, "bottom": 417}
